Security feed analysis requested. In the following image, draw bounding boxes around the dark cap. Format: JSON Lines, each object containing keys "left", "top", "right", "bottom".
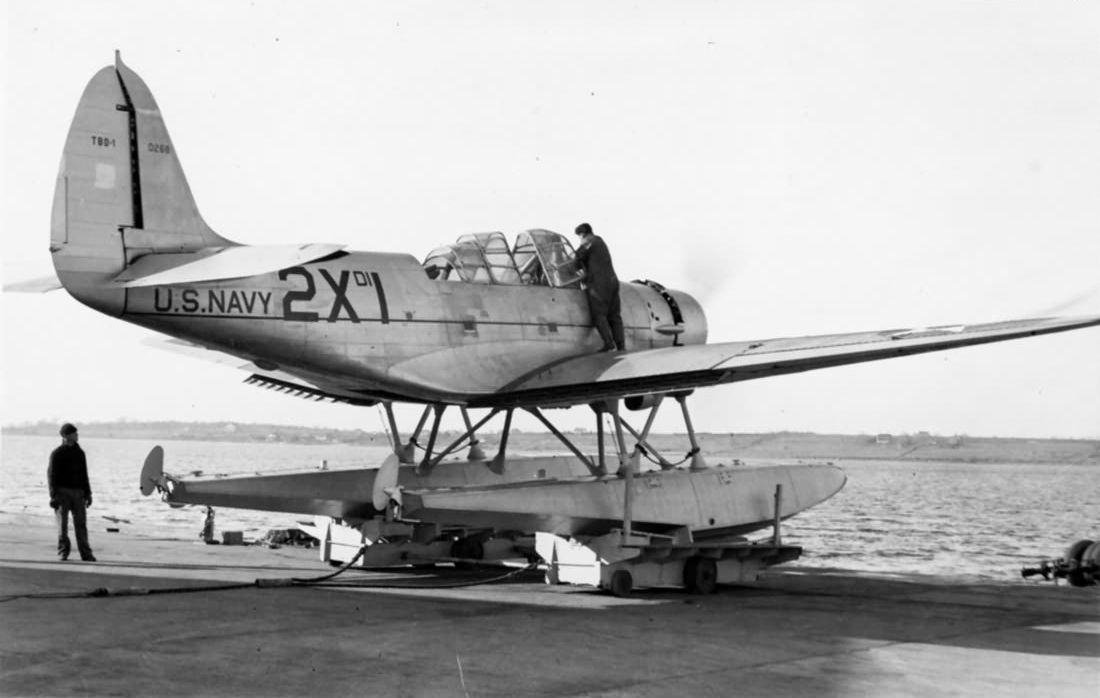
{"left": 575, "top": 222, "right": 593, "bottom": 236}
{"left": 59, "top": 423, "right": 78, "bottom": 436}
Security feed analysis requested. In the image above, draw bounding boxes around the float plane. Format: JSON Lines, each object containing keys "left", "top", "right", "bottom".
{"left": 41, "top": 54, "right": 1100, "bottom": 594}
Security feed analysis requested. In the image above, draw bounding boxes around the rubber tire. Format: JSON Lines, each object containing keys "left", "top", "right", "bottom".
{"left": 450, "top": 537, "right": 484, "bottom": 569}
{"left": 609, "top": 569, "right": 633, "bottom": 597}
{"left": 1064, "top": 539, "right": 1094, "bottom": 563}
{"left": 1073, "top": 541, "right": 1100, "bottom": 587}
{"left": 1083, "top": 541, "right": 1100, "bottom": 568}
{"left": 683, "top": 557, "right": 698, "bottom": 590}
{"left": 1064, "top": 540, "right": 1100, "bottom": 589}
{"left": 683, "top": 556, "right": 718, "bottom": 594}
{"left": 1064, "top": 539, "right": 1094, "bottom": 588}
{"left": 466, "top": 539, "right": 485, "bottom": 561}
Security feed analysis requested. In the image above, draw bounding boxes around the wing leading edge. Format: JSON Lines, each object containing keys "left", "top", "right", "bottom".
{"left": 477, "top": 315, "right": 1100, "bottom": 409}
{"left": 147, "top": 315, "right": 1099, "bottom": 410}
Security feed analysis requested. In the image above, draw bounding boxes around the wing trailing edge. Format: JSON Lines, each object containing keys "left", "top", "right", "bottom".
{"left": 243, "top": 374, "right": 379, "bottom": 407}
{"left": 144, "top": 336, "right": 380, "bottom": 405}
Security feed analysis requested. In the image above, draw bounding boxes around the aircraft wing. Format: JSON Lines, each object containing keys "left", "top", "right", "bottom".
{"left": 480, "top": 315, "right": 1100, "bottom": 409}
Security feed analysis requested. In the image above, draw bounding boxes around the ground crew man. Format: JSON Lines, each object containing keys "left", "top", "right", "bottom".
{"left": 573, "top": 222, "right": 625, "bottom": 352}
{"left": 48, "top": 423, "right": 96, "bottom": 561}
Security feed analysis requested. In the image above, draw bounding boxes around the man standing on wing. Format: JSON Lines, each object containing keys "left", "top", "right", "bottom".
{"left": 573, "top": 222, "right": 625, "bottom": 352}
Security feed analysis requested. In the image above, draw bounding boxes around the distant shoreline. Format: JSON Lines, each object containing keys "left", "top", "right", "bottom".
{"left": 4, "top": 420, "right": 1097, "bottom": 465}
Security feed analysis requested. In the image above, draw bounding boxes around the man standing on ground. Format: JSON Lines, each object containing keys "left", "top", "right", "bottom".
{"left": 573, "top": 222, "right": 625, "bottom": 352}
{"left": 48, "top": 423, "right": 96, "bottom": 561}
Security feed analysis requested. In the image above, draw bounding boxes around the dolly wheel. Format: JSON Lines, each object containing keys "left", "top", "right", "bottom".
{"left": 1079, "top": 542, "right": 1100, "bottom": 587}
{"left": 451, "top": 537, "right": 484, "bottom": 569}
{"left": 1064, "top": 539, "right": 1094, "bottom": 564}
{"left": 1065, "top": 539, "right": 1096, "bottom": 588}
{"left": 609, "top": 570, "right": 633, "bottom": 597}
{"left": 684, "top": 556, "right": 718, "bottom": 594}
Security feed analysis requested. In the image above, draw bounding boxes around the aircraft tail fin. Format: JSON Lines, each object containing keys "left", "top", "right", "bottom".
{"left": 51, "top": 52, "right": 232, "bottom": 315}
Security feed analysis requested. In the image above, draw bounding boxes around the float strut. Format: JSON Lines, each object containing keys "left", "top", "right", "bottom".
{"left": 417, "top": 404, "right": 446, "bottom": 475}
{"left": 592, "top": 402, "right": 607, "bottom": 474}
{"left": 490, "top": 408, "right": 514, "bottom": 474}
{"left": 426, "top": 409, "right": 499, "bottom": 471}
{"left": 610, "top": 400, "right": 634, "bottom": 539}
{"left": 397, "top": 405, "right": 433, "bottom": 464}
{"left": 638, "top": 396, "right": 663, "bottom": 439}
{"left": 619, "top": 396, "right": 672, "bottom": 469}
{"left": 382, "top": 402, "right": 400, "bottom": 448}
{"left": 676, "top": 393, "right": 708, "bottom": 470}
{"left": 773, "top": 484, "right": 783, "bottom": 546}
{"left": 525, "top": 407, "right": 603, "bottom": 476}
{"left": 382, "top": 402, "right": 415, "bottom": 463}
{"left": 460, "top": 407, "right": 487, "bottom": 461}
{"left": 619, "top": 419, "right": 674, "bottom": 469}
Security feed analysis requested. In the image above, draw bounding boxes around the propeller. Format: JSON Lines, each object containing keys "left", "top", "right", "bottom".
{"left": 140, "top": 445, "right": 165, "bottom": 496}
{"left": 372, "top": 453, "right": 401, "bottom": 512}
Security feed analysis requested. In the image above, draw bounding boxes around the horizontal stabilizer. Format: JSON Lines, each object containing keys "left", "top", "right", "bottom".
{"left": 3, "top": 274, "right": 63, "bottom": 293}
{"left": 114, "top": 243, "right": 346, "bottom": 287}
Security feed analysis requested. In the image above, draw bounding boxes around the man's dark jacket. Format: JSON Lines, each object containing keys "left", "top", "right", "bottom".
{"left": 48, "top": 443, "right": 92, "bottom": 498}
{"left": 575, "top": 235, "right": 619, "bottom": 303}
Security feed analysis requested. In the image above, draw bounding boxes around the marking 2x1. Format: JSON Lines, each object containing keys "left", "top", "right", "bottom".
{"left": 279, "top": 267, "right": 389, "bottom": 324}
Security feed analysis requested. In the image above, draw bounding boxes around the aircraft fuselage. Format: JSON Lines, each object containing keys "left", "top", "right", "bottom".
{"left": 120, "top": 251, "right": 707, "bottom": 403}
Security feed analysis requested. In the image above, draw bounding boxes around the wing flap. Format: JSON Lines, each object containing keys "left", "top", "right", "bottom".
{"left": 144, "top": 336, "right": 379, "bottom": 405}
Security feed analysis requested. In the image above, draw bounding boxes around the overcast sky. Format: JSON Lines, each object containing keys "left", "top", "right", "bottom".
{"left": 3, "top": 1, "right": 1098, "bottom": 439}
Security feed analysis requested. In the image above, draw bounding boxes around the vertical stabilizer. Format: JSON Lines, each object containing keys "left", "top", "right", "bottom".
{"left": 51, "top": 53, "right": 232, "bottom": 315}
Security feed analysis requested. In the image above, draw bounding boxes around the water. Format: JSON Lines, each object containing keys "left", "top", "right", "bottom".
{"left": 3, "top": 435, "right": 1096, "bottom": 583}
{"left": 1, "top": 435, "right": 392, "bottom": 540}
{"left": 781, "top": 459, "right": 1099, "bottom": 581}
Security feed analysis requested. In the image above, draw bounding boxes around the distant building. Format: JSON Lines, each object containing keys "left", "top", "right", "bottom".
{"left": 875, "top": 434, "right": 892, "bottom": 444}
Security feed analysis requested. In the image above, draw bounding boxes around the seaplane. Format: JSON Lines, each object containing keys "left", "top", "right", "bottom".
{"left": 39, "top": 53, "right": 1100, "bottom": 595}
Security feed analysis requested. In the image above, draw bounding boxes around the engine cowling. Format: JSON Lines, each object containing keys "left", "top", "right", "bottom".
{"left": 627, "top": 279, "right": 708, "bottom": 348}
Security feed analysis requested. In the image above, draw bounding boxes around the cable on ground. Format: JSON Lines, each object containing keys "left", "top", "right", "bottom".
{"left": 0, "top": 546, "right": 539, "bottom": 602}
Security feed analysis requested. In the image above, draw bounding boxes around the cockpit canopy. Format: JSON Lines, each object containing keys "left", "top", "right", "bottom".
{"left": 423, "top": 230, "right": 583, "bottom": 288}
